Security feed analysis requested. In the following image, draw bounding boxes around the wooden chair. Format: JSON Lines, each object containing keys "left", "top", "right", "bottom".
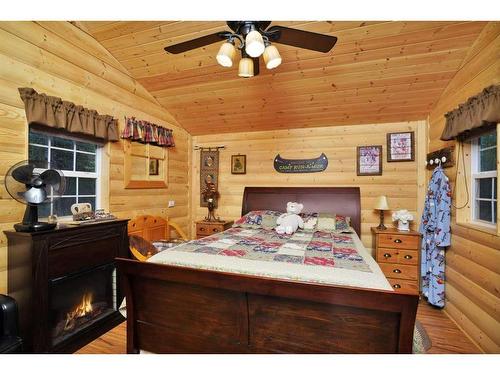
{"left": 127, "top": 215, "right": 188, "bottom": 261}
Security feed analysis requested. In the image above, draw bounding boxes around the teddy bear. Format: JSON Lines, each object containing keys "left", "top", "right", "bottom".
{"left": 275, "top": 202, "right": 304, "bottom": 235}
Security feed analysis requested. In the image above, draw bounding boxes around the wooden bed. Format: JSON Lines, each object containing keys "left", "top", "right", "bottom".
{"left": 116, "top": 187, "right": 419, "bottom": 353}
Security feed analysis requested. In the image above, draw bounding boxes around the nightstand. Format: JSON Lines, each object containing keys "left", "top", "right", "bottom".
{"left": 371, "top": 227, "right": 421, "bottom": 295}
{"left": 195, "top": 220, "right": 234, "bottom": 239}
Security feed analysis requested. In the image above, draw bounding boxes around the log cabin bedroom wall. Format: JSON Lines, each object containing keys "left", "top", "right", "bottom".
{"left": 0, "top": 18, "right": 498, "bottom": 354}
{"left": 0, "top": 21, "right": 191, "bottom": 294}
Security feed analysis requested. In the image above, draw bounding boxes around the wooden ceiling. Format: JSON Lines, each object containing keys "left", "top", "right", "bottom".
{"left": 82, "top": 21, "right": 487, "bottom": 135}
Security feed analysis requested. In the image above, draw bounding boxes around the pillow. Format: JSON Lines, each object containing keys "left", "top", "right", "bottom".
{"left": 233, "top": 210, "right": 282, "bottom": 229}
{"left": 316, "top": 213, "right": 336, "bottom": 232}
{"left": 315, "top": 213, "right": 354, "bottom": 233}
{"left": 335, "top": 215, "right": 353, "bottom": 233}
{"left": 299, "top": 212, "right": 318, "bottom": 232}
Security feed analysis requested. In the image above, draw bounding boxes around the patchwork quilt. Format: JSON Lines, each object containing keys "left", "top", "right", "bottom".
{"left": 155, "top": 227, "right": 371, "bottom": 272}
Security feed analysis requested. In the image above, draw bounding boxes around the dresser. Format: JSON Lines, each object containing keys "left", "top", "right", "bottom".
{"left": 371, "top": 227, "right": 421, "bottom": 295}
{"left": 195, "top": 220, "right": 234, "bottom": 239}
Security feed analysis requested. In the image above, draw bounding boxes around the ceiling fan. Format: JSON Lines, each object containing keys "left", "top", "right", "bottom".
{"left": 164, "top": 21, "right": 338, "bottom": 78}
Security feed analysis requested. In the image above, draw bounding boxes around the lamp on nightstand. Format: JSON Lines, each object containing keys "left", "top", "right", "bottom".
{"left": 374, "top": 195, "right": 390, "bottom": 230}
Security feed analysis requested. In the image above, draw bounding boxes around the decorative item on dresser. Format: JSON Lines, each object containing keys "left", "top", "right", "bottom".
{"left": 195, "top": 220, "right": 234, "bottom": 239}
{"left": 372, "top": 227, "right": 421, "bottom": 294}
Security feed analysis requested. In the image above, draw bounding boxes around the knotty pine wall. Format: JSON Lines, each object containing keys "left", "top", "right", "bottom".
{"left": 0, "top": 22, "right": 191, "bottom": 294}
{"left": 192, "top": 121, "right": 427, "bottom": 250}
{"left": 427, "top": 22, "right": 500, "bottom": 353}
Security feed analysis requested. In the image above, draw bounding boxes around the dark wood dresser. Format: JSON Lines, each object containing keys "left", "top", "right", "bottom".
{"left": 195, "top": 220, "right": 234, "bottom": 239}
{"left": 5, "top": 219, "right": 129, "bottom": 353}
{"left": 371, "top": 227, "right": 421, "bottom": 295}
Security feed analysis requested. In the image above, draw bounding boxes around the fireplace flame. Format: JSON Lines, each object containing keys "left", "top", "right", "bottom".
{"left": 64, "top": 293, "right": 93, "bottom": 331}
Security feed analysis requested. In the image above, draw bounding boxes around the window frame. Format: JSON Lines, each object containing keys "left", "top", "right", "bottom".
{"left": 470, "top": 131, "right": 497, "bottom": 228}
{"left": 28, "top": 129, "right": 102, "bottom": 219}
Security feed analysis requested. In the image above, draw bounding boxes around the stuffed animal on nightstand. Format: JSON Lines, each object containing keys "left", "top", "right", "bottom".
{"left": 275, "top": 202, "right": 304, "bottom": 235}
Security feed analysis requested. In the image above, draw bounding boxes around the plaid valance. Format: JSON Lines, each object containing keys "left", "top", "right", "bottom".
{"left": 121, "top": 117, "right": 175, "bottom": 147}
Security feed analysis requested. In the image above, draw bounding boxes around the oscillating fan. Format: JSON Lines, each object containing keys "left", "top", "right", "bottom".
{"left": 5, "top": 160, "right": 66, "bottom": 232}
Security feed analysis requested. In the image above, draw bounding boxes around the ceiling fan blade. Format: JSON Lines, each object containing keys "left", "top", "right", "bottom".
{"left": 266, "top": 25, "right": 337, "bottom": 53}
{"left": 12, "top": 164, "right": 35, "bottom": 184}
{"left": 253, "top": 58, "right": 260, "bottom": 76}
{"left": 164, "top": 31, "right": 232, "bottom": 54}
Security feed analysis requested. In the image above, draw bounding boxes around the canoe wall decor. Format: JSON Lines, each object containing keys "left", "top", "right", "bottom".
{"left": 274, "top": 153, "right": 328, "bottom": 173}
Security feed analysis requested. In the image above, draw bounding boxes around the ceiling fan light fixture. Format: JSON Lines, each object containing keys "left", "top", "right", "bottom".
{"left": 216, "top": 41, "right": 236, "bottom": 67}
{"left": 238, "top": 57, "right": 254, "bottom": 78}
{"left": 245, "top": 30, "right": 265, "bottom": 58}
{"left": 263, "top": 44, "right": 282, "bottom": 69}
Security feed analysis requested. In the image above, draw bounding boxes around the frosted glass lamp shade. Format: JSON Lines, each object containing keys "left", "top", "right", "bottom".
{"left": 245, "top": 30, "right": 265, "bottom": 57}
{"left": 216, "top": 42, "right": 236, "bottom": 67}
{"left": 263, "top": 44, "right": 282, "bottom": 69}
{"left": 238, "top": 58, "right": 254, "bottom": 78}
{"left": 374, "top": 195, "right": 389, "bottom": 210}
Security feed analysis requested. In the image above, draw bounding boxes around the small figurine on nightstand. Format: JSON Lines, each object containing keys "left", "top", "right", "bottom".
{"left": 202, "top": 180, "right": 221, "bottom": 222}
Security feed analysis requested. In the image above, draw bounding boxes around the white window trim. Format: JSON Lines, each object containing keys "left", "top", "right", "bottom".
{"left": 28, "top": 130, "right": 102, "bottom": 219}
{"left": 470, "top": 134, "right": 497, "bottom": 228}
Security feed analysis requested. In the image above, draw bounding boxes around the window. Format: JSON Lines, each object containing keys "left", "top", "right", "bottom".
{"left": 28, "top": 129, "right": 101, "bottom": 218}
{"left": 471, "top": 131, "right": 497, "bottom": 226}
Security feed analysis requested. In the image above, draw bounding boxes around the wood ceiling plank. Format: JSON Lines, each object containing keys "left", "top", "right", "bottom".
{"left": 160, "top": 80, "right": 450, "bottom": 108}
{"left": 83, "top": 21, "right": 172, "bottom": 40}
{"left": 165, "top": 92, "right": 440, "bottom": 119}
{"left": 136, "top": 47, "right": 468, "bottom": 92}
{"left": 130, "top": 33, "right": 478, "bottom": 79}
{"left": 143, "top": 57, "right": 463, "bottom": 97}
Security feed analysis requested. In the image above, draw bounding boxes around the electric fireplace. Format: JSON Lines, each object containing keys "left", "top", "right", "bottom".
{"left": 50, "top": 263, "right": 117, "bottom": 347}
{"left": 5, "top": 219, "right": 128, "bottom": 353}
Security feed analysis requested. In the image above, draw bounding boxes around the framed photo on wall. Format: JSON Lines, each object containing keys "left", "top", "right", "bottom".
{"left": 357, "top": 146, "right": 383, "bottom": 176}
{"left": 387, "top": 131, "right": 415, "bottom": 162}
{"left": 231, "top": 154, "right": 246, "bottom": 174}
{"left": 149, "top": 158, "right": 159, "bottom": 176}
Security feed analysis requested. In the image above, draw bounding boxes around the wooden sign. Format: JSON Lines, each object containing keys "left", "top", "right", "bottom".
{"left": 274, "top": 153, "right": 328, "bottom": 173}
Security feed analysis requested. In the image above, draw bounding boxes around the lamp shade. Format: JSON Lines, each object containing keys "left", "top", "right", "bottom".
{"left": 238, "top": 57, "right": 254, "bottom": 78}
{"left": 374, "top": 195, "right": 389, "bottom": 210}
{"left": 216, "top": 42, "right": 236, "bottom": 67}
{"left": 245, "top": 30, "right": 265, "bottom": 57}
{"left": 263, "top": 44, "right": 282, "bottom": 69}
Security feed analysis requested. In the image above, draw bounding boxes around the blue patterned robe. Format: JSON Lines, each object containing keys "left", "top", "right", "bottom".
{"left": 419, "top": 165, "right": 451, "bottom": 307}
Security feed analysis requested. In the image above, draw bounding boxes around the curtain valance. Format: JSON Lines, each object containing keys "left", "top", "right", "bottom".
{"left": 121, "top": 117, "right": 175, "bottom": 147}
{"left": 441, "top": 85, "right": 500, "bottom": 141}
{"left": 18, "top": 87, "right": 119, "bottom": 142}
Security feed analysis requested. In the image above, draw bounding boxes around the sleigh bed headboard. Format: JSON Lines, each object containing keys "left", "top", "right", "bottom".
{"left": 241, "top": 187, "right": 361, "bottom": 236}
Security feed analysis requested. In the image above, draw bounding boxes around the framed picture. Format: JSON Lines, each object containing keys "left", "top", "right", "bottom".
{"left": 387, "top": 132, "right": 415, "bottom": 162}
{"left": 357, "top": 146, "right": 383, "bottom": 176}
{"left": 149, "top": 158, "right": 159, "bottom": 176}
{"left": 231, "top": 154, "right": 246, "bottom": 174}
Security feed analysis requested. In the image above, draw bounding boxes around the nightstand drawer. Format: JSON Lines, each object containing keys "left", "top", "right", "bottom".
{"left": 386, "top": 278, "right": 419, "bottom": 294}
{"left": 196, "top": 224, "right": 224, "bottom": 235}
{"left": 378, "top": 233, "right": 419, "bottom": 250}
{"left": 377, "top": 248, "right": 418, "bottom": 265}
{"left": 376, "top": 248, "right": 399, "bottom": 263}
{"left": 379, "top": 263, "right": 418, "bottom": 281}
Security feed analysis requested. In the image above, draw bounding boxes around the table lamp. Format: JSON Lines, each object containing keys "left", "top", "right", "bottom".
{"left": 374, "top": 195, "right": 389, "bottom": 230}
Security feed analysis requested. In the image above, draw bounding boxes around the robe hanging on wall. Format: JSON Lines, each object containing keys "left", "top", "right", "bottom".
{"left": 419, "top": 165, "right": 451, "bottom": 307}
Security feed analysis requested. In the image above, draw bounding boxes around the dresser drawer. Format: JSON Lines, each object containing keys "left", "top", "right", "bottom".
{"left": 378, "top": 233, "right": 419, "bottom": 250}
{"left": 379, "top": 263, "right": 418, "bottom": 281}
{"left": 397, "top": 249, "right": 418, "bottom": 265}
{"left": 386, "top": 278, "right": 419, "bottom": 295}
{"left": 196, "top": 224, "right": 225, "bottom": 236}
{"left": 376, "top": 248, "right": 399, "bottom": 263}
{"left": 377, "top": 248, "right": 418, "bottom": 265}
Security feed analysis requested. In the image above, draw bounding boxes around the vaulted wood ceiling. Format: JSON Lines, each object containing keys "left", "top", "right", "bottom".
{"left": 82, "top": 21, "right": 487, "bottom": 135}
